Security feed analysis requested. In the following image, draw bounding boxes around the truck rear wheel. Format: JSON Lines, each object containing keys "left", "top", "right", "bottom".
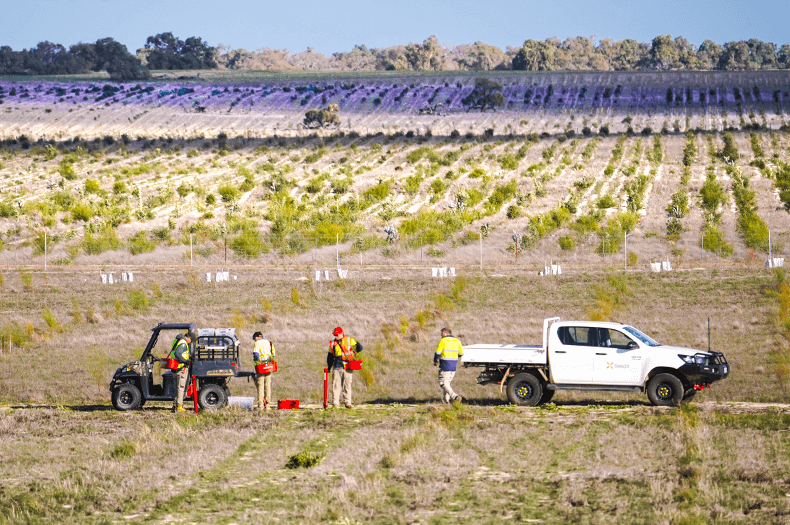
{"left": 506, "top": 373, "right": 543, "bottom": 407}
{"left": 647, "top": 373, "right": 683, "bottom": 407}
{"left": 112, "top": 383, "right": 142, "bottom": 411}
{"left": 198, "top": 384, "right": 228, "bottom": 410}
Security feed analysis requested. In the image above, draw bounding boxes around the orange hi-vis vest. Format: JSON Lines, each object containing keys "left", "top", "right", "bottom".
{"left": 329, "top": 336, "right": 357, "bottom": 369}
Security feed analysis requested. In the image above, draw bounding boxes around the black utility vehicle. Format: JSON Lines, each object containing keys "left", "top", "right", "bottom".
{"left": 110, "top": 323, "right": 252, "bottom": 411}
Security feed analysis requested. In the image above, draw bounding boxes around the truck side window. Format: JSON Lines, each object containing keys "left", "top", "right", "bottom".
{"left": 557, "top": 327, "right": 574, "bottom": 345}
{"left": 578, "top": 327, "right": 595, "bottom": 347}
{"left": 609, "top": 330, "right": 636, "bottom": 349}
{"left": 562, "top": 327, "right": 595, "bottom": 346}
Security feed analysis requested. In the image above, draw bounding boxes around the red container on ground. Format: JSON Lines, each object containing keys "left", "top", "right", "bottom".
{"left": 278, "top": 400, "right": 299, "bottom": 409}
{"left": 347, "top": 360, "right": 363, "bottom": 370}
{"left": 255, "top": 362, "right": 278, "bottom": 374}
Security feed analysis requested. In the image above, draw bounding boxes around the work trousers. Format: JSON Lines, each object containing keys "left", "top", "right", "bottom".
{"left": 254, "top": 372, "right": 272, "bottom": 409}
{"left": 173, "top": 367, "right": 189, "bottom": 408}
{"left": 438, "top": 370, "right": 457, "bottom": 403}
{"left": 332, "top": 366, "right": 353, "bottom": 407}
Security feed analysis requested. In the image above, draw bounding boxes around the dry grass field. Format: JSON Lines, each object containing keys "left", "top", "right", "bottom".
{"left": 1, "top": 70, "right": 790, "bottom": 524}
{"left": 0, "top": 264, "right": 789, "bottom": 523}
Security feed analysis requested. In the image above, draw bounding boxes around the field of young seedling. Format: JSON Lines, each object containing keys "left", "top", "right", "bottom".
{"left": 0, "top": 70, "right": 789, "bottom": 271}
{"left": 1, "top": 70, "right": 790, "bottom": 524}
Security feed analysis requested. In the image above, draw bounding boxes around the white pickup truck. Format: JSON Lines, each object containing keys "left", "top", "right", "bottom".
{"left": 462, "top": 318, "right": 730, "bottom": 407}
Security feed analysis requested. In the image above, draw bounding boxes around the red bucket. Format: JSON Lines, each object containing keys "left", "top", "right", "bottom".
{"left": 163, "top": 358, "right": 181, "bottom": 370}
{"left": 255, "top": 362, "right": 278, "bottom": 374}
{"left": 278, "top": 400, "right": 299, "bottom": 409}
{"left": 347, "top": 360, "right": 363, "bottom": 371}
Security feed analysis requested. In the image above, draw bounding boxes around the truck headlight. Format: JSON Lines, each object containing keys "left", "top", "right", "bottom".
{"left": 679, "top": 354, "right": 709, "bottom": 365}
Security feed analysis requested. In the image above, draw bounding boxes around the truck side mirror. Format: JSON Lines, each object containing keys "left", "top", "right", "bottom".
{"left": 627, "top": 341, "right": 639, "bottom": 349}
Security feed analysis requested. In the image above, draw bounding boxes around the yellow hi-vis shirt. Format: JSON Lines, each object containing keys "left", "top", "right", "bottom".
{"left": 435, "top": 336, "right": 463, "bottom": 371}
{"left": 253, "top": 339, "right": 276, "bottom": 364}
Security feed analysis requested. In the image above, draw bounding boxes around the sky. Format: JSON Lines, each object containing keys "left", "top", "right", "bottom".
{"left": 2, "top": 0, "right": 788, "bottom": 55}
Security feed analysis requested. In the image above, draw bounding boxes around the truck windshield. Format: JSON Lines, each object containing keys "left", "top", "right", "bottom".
{"left": 623, "top": 326, "right": 661, "bottom": 347}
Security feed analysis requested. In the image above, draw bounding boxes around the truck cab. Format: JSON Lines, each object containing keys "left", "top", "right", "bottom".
{"left": 463, "top": 318, "right": 729, "bottom": 407}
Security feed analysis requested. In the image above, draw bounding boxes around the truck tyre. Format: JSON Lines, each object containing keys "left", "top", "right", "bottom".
{"left": 506, "top": 373, "right": 543, "bottom": 407}
{"left": 539, "top": 388, "right": 555, "bottom": 405}
{"left": 112, "top": 383, "right": 142, "bottom": 411}
{"left": 682, "top": 389, "right": 697, "bottom": 403}
{"left": 647, "top": 373, "right": 683, "bottom": 407}
{"left": 198, "top": 384, "right": 228, "bottom": 410}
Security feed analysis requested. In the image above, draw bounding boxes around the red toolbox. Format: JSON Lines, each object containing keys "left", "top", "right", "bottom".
{"left": 278, "top": 400, "right": 299, "bottom": 409}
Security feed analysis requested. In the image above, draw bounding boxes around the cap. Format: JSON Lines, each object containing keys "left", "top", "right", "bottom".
{"left": 332, "top": 326, "right": 343, "bottom": 336}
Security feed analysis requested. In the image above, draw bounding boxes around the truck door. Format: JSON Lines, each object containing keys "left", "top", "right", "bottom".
{"left": 550, "top": 326, "right": 595, "bottom": 383}
{"left": 592, "top": 328, "right": 643, "bottom": 385}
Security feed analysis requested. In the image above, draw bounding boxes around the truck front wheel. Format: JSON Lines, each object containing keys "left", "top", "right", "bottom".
{"left": 647, "top": 373, "right": 683, "bottom": 407}
{"left": 506, "top": 373, "right": 543, "bottom": 407}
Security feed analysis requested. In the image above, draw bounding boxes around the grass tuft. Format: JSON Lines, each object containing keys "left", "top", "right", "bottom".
{"left": 285, "top": 450, "right": 324, "bottom": 469}
{"left": 109, "top": 441, "right": 139, "bottom": 459}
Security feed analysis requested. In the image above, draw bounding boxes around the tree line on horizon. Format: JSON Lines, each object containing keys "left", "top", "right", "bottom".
{"left": 1, "top": 33, "right": 789, "bottom": 79}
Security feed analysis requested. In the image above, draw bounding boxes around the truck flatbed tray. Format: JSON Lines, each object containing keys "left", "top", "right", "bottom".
{"left": 462, "top": 344, "right": 545, "bottom": 365}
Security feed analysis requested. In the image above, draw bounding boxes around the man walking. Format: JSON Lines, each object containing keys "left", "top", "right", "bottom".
{"left": 168, "top": 333, "right": 192, "bottom": 413}
{"left": 252, "top": 331, "right": 276, "bottom": 411}
{"left": 327, "top": 326, "right": 362, "bottom": 408}
{"left": 434, "top": 327, "right": 463, "bottom": 403}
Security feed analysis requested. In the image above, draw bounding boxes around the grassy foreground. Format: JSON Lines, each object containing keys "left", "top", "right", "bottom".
{"left": 1, "top": 403, "right": 789, "bottom": 524}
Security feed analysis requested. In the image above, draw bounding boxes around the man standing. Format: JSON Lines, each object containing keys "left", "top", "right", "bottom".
{"left": 252, "top": 331, "right": 276, "bottom": 411}
{"left": 327, "top": 326, "right": 363, "bottom": 408}
{"left": 168, "top": 333, "right": 192, "bottom": 413}
{"left": 434, "top": 327, "right": 463, "bottom": 403}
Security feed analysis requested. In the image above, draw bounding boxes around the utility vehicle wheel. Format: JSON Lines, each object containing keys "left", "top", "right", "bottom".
{"left": 198, "top": 384, "right": 227, "bottom": 410}
{"left": 539, "top": 388, "right": 555, "bottom": 405}
{"left": 506, "top": 373, "right": 543, "bottom": 407}
{"left": 112, "top": 383, "right": 142, "bottom": 411}
{"left": 647, "top": 373, "right": 683, "bottom": 407}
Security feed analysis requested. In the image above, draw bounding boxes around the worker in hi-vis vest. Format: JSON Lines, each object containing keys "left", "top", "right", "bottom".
{"left": 252, "top": 331, "right": 276, "bottom": 411}
{"left": 327, "top": 326, "right": 363, "bottom": 408}
{"left": 434, "top": 327, "right": 463, "bottom": 403}
{"left": 168, "top": 333, "right": 192, "bottom": 412}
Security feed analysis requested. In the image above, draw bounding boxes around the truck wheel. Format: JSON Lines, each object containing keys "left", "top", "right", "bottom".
{"left": 539, "top": 388, "right": 555, "bottom": 405}
{"left": 506, "top": 373, "right": 543, "bottom": 407}
{"left": 647, "top": 374, "right": 683, "bottom": 407}
{"left": 112, "top": 383, "right": 142, "bottom": 411}
{"left": 682, "top": 389, "right": 697, "bottom": 403}
{"left": 198, "top": 384, "right": 228, "bottom": 410}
